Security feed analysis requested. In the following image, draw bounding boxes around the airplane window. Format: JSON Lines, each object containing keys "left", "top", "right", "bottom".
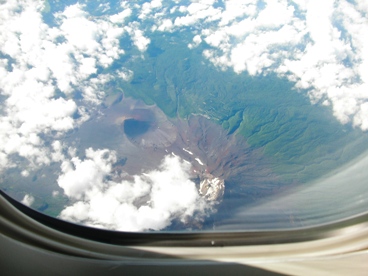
{"left": 1, "top": 0, "right": 368, "bottom": 233}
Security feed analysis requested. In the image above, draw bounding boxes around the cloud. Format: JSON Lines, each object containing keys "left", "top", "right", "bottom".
{"left": 21, "top": 170, "right": 30, "bottom": 177}
{"left": 157, "top": 18, "right": 174, "bottom": 32}
{"left": 110, "top": 9, "right": 132, "bottom": 24}
{"left": 125, "top": 23, "right": 151, "bottom": 52}
{"left": 0, "top": 0, "right": 137, "bottom": 170}
{"left": 174, "top": 1, "right": 221, "bottom": 27}
{"left": 188, "top": 34, "right": 202, "bottom": 49}
{"left": 21, "top": 194, "right": 35, "bottom": 207}
{"left": 58, "top": 148, "right": 210, "bottom": 231}
{"left": 117, "top": 68, "right": 134, "bottom": 81}
{"left": 154, "top": 0, "right": 368, "bottom": 130}
{"left": 139, "top": 0, "right": 162, "bottom": 20}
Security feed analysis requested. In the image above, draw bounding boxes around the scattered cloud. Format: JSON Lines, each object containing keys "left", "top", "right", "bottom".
{"left": 153, "top": 0, "right": 368, "bottom": 130}
{"left": 188, "top": 34, "right": 202, "bottom": 49}
{"left": 117, "top": 68, "right": 134, "bottom": 82}
{"left": 174, "top": 1, "right": 221, "bottom": 27}
{"left": 21, "top": 170, "right": 30, "bottom": 177}
{"left": 139, "top": 0, "right": 162, "bottom": 20}
{"left": 21, "top": 194, "right": 35, "bottom": 207}
{"left": 58, "top": 149, "right": 210, "bottom": 231}
{"left": 110, "top": 8, "right": 132, "bottom": 24}
{"left": 157, "top": 18, "right": 174, "bottom": 32}
{"left": 125, "top": 23, "right": 151, "bottom": 52}
{"left": 0, "top": 0, "right": 143, "bottom": 170}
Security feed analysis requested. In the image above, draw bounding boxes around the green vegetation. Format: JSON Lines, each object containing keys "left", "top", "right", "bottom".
{"left": 223, "top": 110, "right": 243, "bottom": 135}
{"left": 43, "top": 194, "right": 69, "bottom": 218}
{"left": 110, "top": 30, "right": 368, "bottom": 183}
{"left": 1, "top": 182, "right": 68, "bottom": 218}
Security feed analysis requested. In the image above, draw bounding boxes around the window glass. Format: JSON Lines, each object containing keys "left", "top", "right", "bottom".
{"left": 1, "top": 0, "right": 368, "bottom": 232}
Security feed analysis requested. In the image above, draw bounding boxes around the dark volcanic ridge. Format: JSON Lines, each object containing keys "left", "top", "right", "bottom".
{"left": 110, "top": 98, "right": 284, "bottom": 206}
{"left": 68, "top": 97, "right": 288, "bottom": 230}
{"left": 112, "top": 99, "right": 279, "bottom": 187}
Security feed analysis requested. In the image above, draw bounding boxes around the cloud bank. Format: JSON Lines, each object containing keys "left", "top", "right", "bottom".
{"left": 58, "top": 149, "right": 210, "bottom": 231}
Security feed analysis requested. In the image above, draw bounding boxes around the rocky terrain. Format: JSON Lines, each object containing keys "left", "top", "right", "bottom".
{"left": 199, "top": 175, "right": 225, "bottom": 202}
{"left": 105, "top": 97, "right": 282, "bottom": 205}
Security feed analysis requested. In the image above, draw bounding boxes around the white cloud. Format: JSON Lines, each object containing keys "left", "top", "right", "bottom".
{"left": 157, "top": 18, "right": 173, "bottom": 32}
{"left": 125, "top": 24, "right": 150, "bottom": 52}
{"left": 58, "top": 149, "right": 210, "bottom": 231}
{"left": 51, "top": 140, "right": 65, "bottom": 163}
{"left": 0, "top": 1, "right": 131, "bottom": 170}
{"left": 21, "top": 170, "right": 29, "bottom": 177}
{"left": 256, "top": 0, "right": 295, "bottom": 28}
{"left": 118, "top": 68, "right": 134, "bottom": 81}
{"left": 139, "top": 0, "right": 163, "bottom": 20}
{"left": 21, "top": 194, "right": 35, "bottom": 207}
{"left": 160, "top": 0, "right": 368, "bottom": 130}
{"left": 59, "top": 5, "right": 100, "bottom": 54}
{"left": 276, "top": 0, "right": 368, "bottom": 130}
{"left": 218, "top": 0, "right": 257, "bottom": 26}
{"left": 110, "top": 9, "right": 132, "bottom": 24}
{"left": 56, "top": 3, "right": 125, "bottom": 71}
{"left": 188, "top": 34, "right": 202, "bottom": 49}
{"left": 78, "top": 57, "right": 97, "bottom": 78}
{"left": 174, "top": 1, "right": 221, "bottom": 27}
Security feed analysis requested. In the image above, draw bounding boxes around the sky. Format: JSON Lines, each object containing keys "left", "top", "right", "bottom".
{"left": 0, "top": 0, "right": 367, "bottom": 231}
